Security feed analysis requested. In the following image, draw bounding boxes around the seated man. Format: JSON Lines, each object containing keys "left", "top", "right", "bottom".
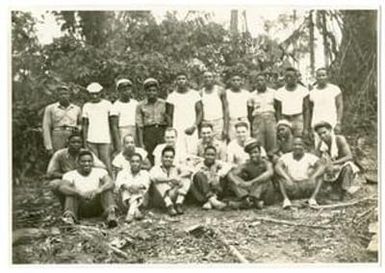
{"left": 314, "top": 121, "right": 360, "bottom": 200}
{"left": 194, "top": 122, "right": 227, "bottom": 162}
{"left": 112, "top": 134, "right": 151, "bottom": 179}
{"left": 47, "top": 132, "right": 105, "bottom": 207}
{"left": 227, "top": 121, "right": 267, "bottom": 166}
{"left": 275, "top": 137, "right": 325, "bottom": 209}
{"left": 59, "top": 150, "right": 118, "bottom": 227}
{"left": 191, "top": 145, "right": 231, "bottom": 210}
{"left": 271, "top": 120, "right": 294, "bottom": 163}
{"left": 150, "top": 146, "right": 192, "bottom": 216}
{"left": 115, "top": 153, "right": 151, "bottom": 223}
{"left": 227, "top": 139, "right": 274, "bottom": 209}
{"left": 152, "top": 127, "right": 186, "bottom": 166}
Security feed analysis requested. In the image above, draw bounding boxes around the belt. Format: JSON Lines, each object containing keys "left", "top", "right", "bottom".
{"left": 282, "top": 113, "right": 302, "bottom": 119}
{"left": 144, "top": 124, "right": 167, "bottom": 128}
{"left": 53, "top": 126, "right": 77, "bottom": 131}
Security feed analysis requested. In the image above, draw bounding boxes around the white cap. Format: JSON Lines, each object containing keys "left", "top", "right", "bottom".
{"left": 116, "top": 78, "right": 133, "bottom": 88}
{"left": 86, "top": 82, "right": 103, "bottom": 93}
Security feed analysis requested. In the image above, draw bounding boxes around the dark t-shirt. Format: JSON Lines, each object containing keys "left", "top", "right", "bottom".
{"left": 239, "top": 159, "right": 268, "bottom": 181}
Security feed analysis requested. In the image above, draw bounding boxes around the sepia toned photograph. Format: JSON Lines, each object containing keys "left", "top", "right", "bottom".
{"left": 11, "top": 7, "right": 379, "bottom": 264}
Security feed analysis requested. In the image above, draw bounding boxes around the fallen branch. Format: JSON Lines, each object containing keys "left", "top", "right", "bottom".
{"left": 108, "top": 244, "right": 130, "bottom": 259}
{"left": 215, "top": 229, "right": 249, "bottom": 263}
{"left": 251, "top": 216, "right": 333, "bottom": 230}
{"left": 310, "top": 196, "right": 377, "bottom": 210}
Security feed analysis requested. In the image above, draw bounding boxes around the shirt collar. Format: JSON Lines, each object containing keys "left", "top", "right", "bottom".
{"left": 56, "top": 102, "right": 74, "bottom": 110}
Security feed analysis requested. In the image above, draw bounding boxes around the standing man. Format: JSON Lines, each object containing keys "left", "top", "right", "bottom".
{"left": 200, "top": 71, "right": 229, "bottom": 141}
{"left": 247, "top": 72, "right": 277, "bottom": 154}
{"left": 43, "top": 85, "right": 81, "bottom": 154}
{"left": 310, "top": 68, "right": 343, "bottom": 144}
{"left": 59, "top": 150, "right": 118, "bottom": 227}
{"left": 225, "top": 72, "right": 251, "bottom": 140}
{"left": 194, "top": 122, "right": 227, "bottom": 162}
{"left": 275, "top": 137, "right": 325, "bottom": 208}
{"left": 136, "top": 78, "right": 173, "bottom": 164}
{"left": 82, "top": 82, "right": 113, "bottom": 174}
{"left": 167, "top": 72, "right": 203, "bottom": 156}
{"left": 110, "top": 78, "right": 139, "bottom": 152}
{"left": 274, "top": 67, "right": 311, "bottom": 137}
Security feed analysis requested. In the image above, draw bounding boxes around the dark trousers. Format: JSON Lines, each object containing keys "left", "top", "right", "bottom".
{"left": 335, "top": 164, "right": 354, "bottom": 192}
{"left": 143, "top": 125, "right": 166, "bottom": 164}
{"left": 190, "top": 172, "right": 226, "bottom": 204}
{"left": 229, "top": 178, "right": 277, "bottom": 205}
{"left": 64, "top": 190, "right": 116, "bottom": 220}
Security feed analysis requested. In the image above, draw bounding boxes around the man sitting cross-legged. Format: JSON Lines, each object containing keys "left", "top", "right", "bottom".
{"left": 227, "top": 139, "right": 274, "bottom": 209}
{"left": 150, "top": 146, "right": 192, "bottom": 216}
{"left": 190, "top": 145, "right": 232, "bottom": 210}
{"left": 115, "top": 153, "right": 151, "bottom": 223}
{"left": 59, "top": 150, "right": 118, "bottom": 228}
{"left": 275, "top": 136, "right": 325, "bottom": 209}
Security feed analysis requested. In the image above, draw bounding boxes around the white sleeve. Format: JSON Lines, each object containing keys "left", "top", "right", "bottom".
{"left": 115, "top": 170, "right": 125, "bottom": 189}
{"left": 82, "top": 103, "right": 89, "bottom": 118}
{"left": 62, "top": 171, "right": 75, "bottom": 186}
{"left": 112, "top": 155, "right": 122, "bottom": 169}
{"left": 274, "top": 89, "right": 282, "bottom": 101}
{"left": 166, "top": 93, "right": 174, "bottom": 104}
{"left": 110, "top": 102, "right": 119, "bottom": 116}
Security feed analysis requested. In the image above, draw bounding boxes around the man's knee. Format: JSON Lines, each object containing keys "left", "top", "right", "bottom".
{"left": 193, "top": 172, "right": 208, "bottom": 184}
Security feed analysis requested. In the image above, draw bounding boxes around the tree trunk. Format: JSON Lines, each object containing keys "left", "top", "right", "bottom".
{"left": 309, "top": 10, "right": 315, "bottom": 76}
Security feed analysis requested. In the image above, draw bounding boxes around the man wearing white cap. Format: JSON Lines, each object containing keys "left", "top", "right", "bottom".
{"left": 166, "top": 72, "right": 203, "bottom": 157}
{"left": 82, "top": 82, "right": 113, "bottom": 174}
{"left": 110, "top": 78, "right": 138, "bottom": 152}
{"left": 43, "top": 85, "right": 81, "bottom": 154}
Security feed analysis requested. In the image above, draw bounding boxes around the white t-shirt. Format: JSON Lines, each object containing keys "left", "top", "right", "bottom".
{"left": 112, "top": 148, "right": 148, "bottom": 170}
{"left": 153, "top": 143, "right": 186, "bottom": 166}
{"left": 201, "top": 86, "right": 223, "bottom": 120}
{"left": 275, "top": 85, "right": 309, "bottom": 115}
{"left": 63, "top": 168, "right": 108, "bottom": 195}
{"left": 110, "top": 99, "right": 138, "bottom": 127}
{"left": 167, "top": 89, "right": 201, "bottom": 131}
{"left": 310, "top": 83, "right": 342, "bottom": 127}
{"left": 279, "top": 152, "right": 319, "bottom": 181}
{"left": 226, "top": 89, "right": 251, "bottom": 119}
{"left": 82, "top": 99, "right": 112, "bottom": 143}
{"left": 226, "top": 139, "right": 267, "bottom": 166}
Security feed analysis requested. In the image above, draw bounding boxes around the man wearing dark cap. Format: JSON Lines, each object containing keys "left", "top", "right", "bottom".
{"left": 136, "top": 78, "right": 173, "bottom": 164}
{"left": 227, "top": 139, "right": 274, "bottom": 209}
{"left": 111, "top": 78, "right": 139, "bottom": 153}
{"left": 314, "top": 121, "right": 360, "bottom": 200}
{"left": 43, "top": 85, "right": 81, "bottom": 154}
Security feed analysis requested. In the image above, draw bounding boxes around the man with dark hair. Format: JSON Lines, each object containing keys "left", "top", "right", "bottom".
{"left": 115, "top": 153, "right": 151, "bottom": 223}
{"left": 274, "top": 67, "right": 311, "bottom": 137}
{"left": 314, "top": 121, "right": 360, "bottom": 200}
{"left": 191, "top": 145, "right": 231, "bottom": 210}
{"left": 167, "top": 72, "right": 203, "bottom": 157}
{"left": 227, "top": 139, "right": 274, "bottom": 209}
{"left": 47, "top": 133, "right": 106, "bottom": 207}
{"left": 43, "top": 85, "right": 81, "bottom": 154}
{"left": 247, "top": 72, "right": 277, "bottom": 154}
{"left": 200, "top": 71, "right": 229, "bottom": 141}
{"left": 225, "top": 71, "right": 251, "bottom": 140}
{"left": 59, "top": 150, "right": 118, "bottom": 227}
{"left": 150, "top": 146, "right": 192, "bottom": 216}
{"left": 271, "top": 120, "right": 294, "bottom": 163}
{"left": 152, "top": 127, "right": 187, "bottom": 166}
{"left": 136, "top": 78, "right": 173, "bottom": 164}
{"left": 275, "top": 136, "right": 325, "bottom": 209}
{"left": 194, "top": 122, "right": 227, "bottom": 162}
{"left": 110, "top": 79, "right": 139, "bottom": 152}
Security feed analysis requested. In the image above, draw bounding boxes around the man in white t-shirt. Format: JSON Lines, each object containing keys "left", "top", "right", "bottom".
{"left": 59, "top": 150, "right": 118, "bottom": 227}
{"left": 111, "top": 79, "right": 139, "bottom": 152}
{"left": 275, "top": 137, "right": 325, "bottom": 209}
{"left": 167, "top": 72, "right": 203, "bottom": 156}
{"left": 227, "top": 121, "right": 267, "bottom": 167}
{"left": 200, "top": 71, "right": 229, "bottom": 141}
{"left": 310, "top": 68, "right": 343, "bottom": 145}
{"left": 225, "top": 72, "right": 251, "bottom": 141}
{"left": 112, "top": 134, "right": 151, "bottom": 179}
{"left": 274, "top": 67, "right": 311, "bottom": 137}
{"left": 82, "top": 82, "right": 113, "bottom": 174}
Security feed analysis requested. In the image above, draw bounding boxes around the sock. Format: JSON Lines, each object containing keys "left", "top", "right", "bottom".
{"left": 176, "top": 194, "right": 185, "bottom": 205}
{"left": 128, "top": 199, "right": 138, "bottom": 215}
{"left": 164, "top": 196, "right": 173, "bottom": 207}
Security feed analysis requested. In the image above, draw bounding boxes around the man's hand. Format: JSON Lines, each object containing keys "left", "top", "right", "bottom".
{"left": 128, "top": 185, "right": 141, "bottom": 194}
{"left": 286, "top": 178, "right": 295, "bottom": 187}
{"left": 169, "top": 179, "right": 181, "bottom": 187}
{"left": 184, "top": 126, "right": 196, "bottom": 135}
{"left": 334, "top": 123, "right": 341, "bottom": 134}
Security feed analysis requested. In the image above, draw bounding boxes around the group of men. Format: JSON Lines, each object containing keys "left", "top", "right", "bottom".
{"left": 43, "top": 67, "right": 359, "bottom": 227}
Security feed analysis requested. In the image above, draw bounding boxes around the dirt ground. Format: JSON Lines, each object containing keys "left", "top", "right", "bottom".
{"left": 12, "top": 137, "right": 379, "bottom": 264}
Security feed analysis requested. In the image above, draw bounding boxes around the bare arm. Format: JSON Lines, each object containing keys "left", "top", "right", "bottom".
{"left": 274, "top": 99, "right": 282, "bottom": 121}
{"left": 58, "top": 181, "right": 81, "bottom": 197}
{"left": 247, "top": 105, "right": 253, "bottom": 126}
{"left": 309, "top": 159, "right": 325, "bottom": 180}
{"left": 332, "top": 136, "right": 353, "bottom": 165}
{"left": 42, "top": 106, "right": 53, "bottom": 151}
{"left": 195, "top": 100, "right": 203, "bottom": 128}
{"left": 335, "top": 93, "right": 343, "bottom": 132}
{"left": 303, "top": 95, "right": 311, "bottom": 132}
{"left": 248, "top": 160, "right": 274, "bottom": 185}
{"left": 82, "top": 117, "right": 89, "bottom": 148}
{"left": 98, "top": 174, "right": 115, "bottom": 193}
{"left": 275, "top": 159, "right": 293, "bottom": 184}
{"left": 141, "top": 158, "right": 152, "bottom": 170}
{"left": 227, "top": 165, "right": 247, "bottom": 186}
{"left": 219, "top": 88, "right": 229, "bottom": 139}
{"left": 135, "top": 104, "right": 145, "bottom": 148}
{"left": 110, "top": 115, "right": 121, "bottom": 152}
{"left": 165, "top": 102, "right": 174, "bottom": 127}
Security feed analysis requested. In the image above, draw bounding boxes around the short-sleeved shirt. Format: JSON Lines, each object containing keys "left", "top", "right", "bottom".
{"left": 110, "top": 99, "right": 138, "bottom": 127}
{"left": 247, "top": 88, "right": 276, "bottom": 116}
{"left": 115, "top": 169, "right": 151, "bottom": 191}
{"left": 82, "top": 99, "right": 112, "bottom": 143}
{"left": 46, "top": 148, "right": 105, "bottom": 175}
{"left": 195, "top": 139, "right": 227, "bottom": 161}
{"left": 309, "top": 83, "right": 342, "bottom": 127}
{"left": 275, "top": 85, "right": 309, "bottom": 115}
{"left": 226, "top": 89, "right": 251, "bottom": 119}
{"left": 63, "top": 168, "right": 108, "bottom": 195}
{"left": 227, "top": 139, "right": 267, "bottom": 166}
{"left": 238, "top": 159, "right": 269, "bottom": 181}
{"left": 195, "top": 160, "right": 231, "bottom": 181}
{"left": 152, "top": 144, "right": 185, "bottom": 166}
{"left": 167, "top": 89, "right": 201, "bottom": 131}
{"left": 135, "top": 98, "right": 169, "bottom": 128}
{"left": 112, "top": 148, "right": 148, "bottom": 170}
{"left": 279, "top": 152, "right": 319, "bottom": 181}
{"left": 200, "top": 85, "right": 224, "bottom": 120}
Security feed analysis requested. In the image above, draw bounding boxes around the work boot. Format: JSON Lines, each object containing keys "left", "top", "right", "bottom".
{"left": 106, "top": 209, "right": 118, "bottom": 228}
{"left": 209, "top": 196, "right": 227, "bottom": 210}
{"left": 125, "top": 213, "right": 134, "bottom": 223}
{"left": 61, "top": 211, "right": 76, "bottom": 225}
{"left": 202, "top": 201, "right": 212, "bottom": 210}
{"left": 167, "top": 205, "right": 177, "bottom": 217}
{"left": 175, "top": 203, "right": 184, "bottom": 215}
{"left": 134, "top": 209, "right": 144, "bottom": 220}
{"left": 282, "top": 198, "right": 292, "bottom": 209}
